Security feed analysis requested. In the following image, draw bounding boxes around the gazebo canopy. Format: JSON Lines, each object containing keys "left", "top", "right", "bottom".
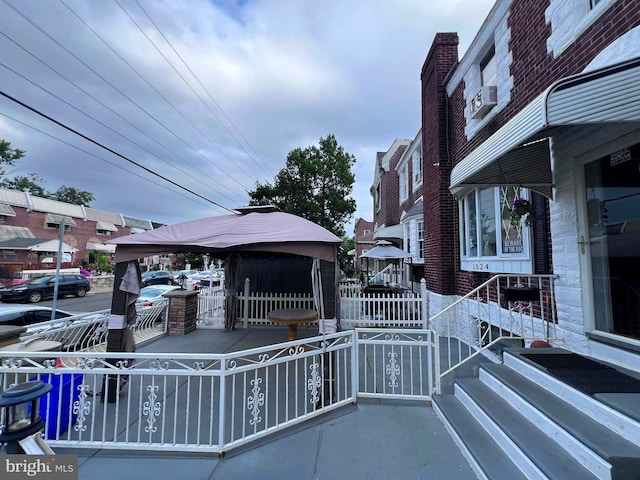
{"left": 107, "top": 211, "right": 342, "bottom": 262}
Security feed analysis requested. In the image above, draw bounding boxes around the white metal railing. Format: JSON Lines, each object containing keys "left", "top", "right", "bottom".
{"left": 429, "top": 273, "right": 559, "bottom": 386}
{"left": 196, "top": 289, "right": 225, "bottom": 327}
{"left": 21, "top": 304, "right": 169, "bottom": 358}
{"left": 0, "top": 328, "right": 435, "bottom": 453}
{"left": 356, "top": 328, "right": 435, "bottom": 401}
{"left": 368, "top": 263, "right": 396, "bottom": 286}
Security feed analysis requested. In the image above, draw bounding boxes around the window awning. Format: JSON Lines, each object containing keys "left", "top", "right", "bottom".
{"left": 0, "top": 204, "right": 16, "bottom": 217}
{"left": 450, "top": 57, "right": 640, "bottom": 199}
{"left": 96, "top": 221, "right": 118, "bottom": 232}
{"left": 373, "top": 224, "right": 403, "bottom": 241}
{"left": 86, "top": 241, "right": 116, "bottom": 253}
{"left": 45, "top": 213, "right": 77, "bottom": 227}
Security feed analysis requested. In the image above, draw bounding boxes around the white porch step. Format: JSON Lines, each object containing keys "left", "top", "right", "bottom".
{"left": 433, "top": 348, "right": 640, "bottom": 480}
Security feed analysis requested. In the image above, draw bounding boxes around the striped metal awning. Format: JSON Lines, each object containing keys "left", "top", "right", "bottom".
{"left": 96, "top": 221, "right": 118, "bottom": 232}
{"left": 0, "top": 204, "right": 16, "bottom": 217}
{"left": 450, "top": 57, "right": 640, "bottom": 199}
{"left": 45, "top": 213, "right": 77, "bottom": 227}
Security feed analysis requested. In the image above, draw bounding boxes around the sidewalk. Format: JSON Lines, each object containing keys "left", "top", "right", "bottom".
{"left": 60, "top": 327, "right": 477, "bottom": 479}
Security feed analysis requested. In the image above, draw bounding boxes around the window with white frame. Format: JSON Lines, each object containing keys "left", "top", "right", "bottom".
{"left": 405, "top": 224, "right": 411, "bottom": 254}
{"left": 412, "top": 150, "right": 422, "bottom": 188}
{"left": 417, "top": 221, "right": 424, "bottom": 259}
{"left": 460, "top": 187, "right": 531, "bottom": 269}
{"left": 399, "top": 164, "right": 408, "bottom": 202}
{"left": 375, "top": 184, "right": 381, "bottom": 212}
{"left": 363, "top": 229, "right": 370, "bottom": 235}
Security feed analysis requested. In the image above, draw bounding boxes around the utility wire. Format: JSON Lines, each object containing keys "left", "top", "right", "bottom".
{"left": 131, "top": 0, "right": 275, "bottom": 179}
{"left": 57, "top": 0, "right": 254, "bottom": 190}
{"left": 0, "top": 30, "right": 245, "bottom": 204}
{"left": 0, "top": 111, "right": 224, "bottom": 214}
{"left": 113, "top": 0, "right": 264, "bottom": 181}
{"left": 0, "top": 58, "right": 246, "bottom": 207}
{"left": 1, "top": 0, "right": 250, "bottom": 192}
{"left": 0, "top": 90, "right": 236, "bottom": 213}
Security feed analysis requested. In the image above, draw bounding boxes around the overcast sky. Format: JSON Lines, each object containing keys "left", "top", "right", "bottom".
{"left": 0, "top": 0, "right": 495, "bottom": 234}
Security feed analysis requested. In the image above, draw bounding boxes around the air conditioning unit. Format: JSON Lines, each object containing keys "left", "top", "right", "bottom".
{"left": 470, "top": 85, "right": 497, "bottom": 119}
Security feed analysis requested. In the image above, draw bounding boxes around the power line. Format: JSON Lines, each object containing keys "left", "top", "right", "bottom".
{"left": 0, "top": 90, "right": 237, "bottom": 213}
{"left": 58, "top": 0, "right": 256, "bottom": 190}
{"left": 0, "top": 111, "right": 225, "bottom": 214}
{"left": 1, "top": 0, "right": 251, "bottom": 193}
{"left": 113, "top": 0, "right": 268, "bottom": 181}
{"left": 131, "top": 0, "right": 276, "bottom": 179}
{"left": 0, "top": 57, "right": 247, "bottom": 207}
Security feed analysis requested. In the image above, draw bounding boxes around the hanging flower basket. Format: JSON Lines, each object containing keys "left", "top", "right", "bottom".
{"left": 509, "top": 198, "right": 535, "bottom": 227}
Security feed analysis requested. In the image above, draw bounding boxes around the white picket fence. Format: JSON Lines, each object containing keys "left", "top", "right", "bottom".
{"left": 196, "top": 279, "right": 429, "bottom": 329}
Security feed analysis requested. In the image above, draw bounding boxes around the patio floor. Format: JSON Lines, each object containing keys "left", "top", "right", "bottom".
{"left": 40, "top": 325, "right": 479, "bottom": 479}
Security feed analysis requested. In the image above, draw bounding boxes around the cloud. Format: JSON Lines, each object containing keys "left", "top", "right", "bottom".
{"left": 0, "top": 0, "right": 495, "bottom": 233}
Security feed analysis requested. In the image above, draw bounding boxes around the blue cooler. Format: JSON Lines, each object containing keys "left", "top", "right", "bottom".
{"left": 38, "top": 373, "right": 84, "bottom": 439}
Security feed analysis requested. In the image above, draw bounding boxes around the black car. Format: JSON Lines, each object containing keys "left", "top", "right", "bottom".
{"left": 141, "top": 270, "right": 176, "bottom": 287}
{"left": 0, "top": 274, "right": 91, "bottom": 303}
{"left": 0, "top": 305, "right": 75, "bottom": 326}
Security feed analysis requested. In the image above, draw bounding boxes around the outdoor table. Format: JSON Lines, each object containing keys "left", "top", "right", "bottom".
{"left": 267, "top": 308, "right": 318, "bottom": 341}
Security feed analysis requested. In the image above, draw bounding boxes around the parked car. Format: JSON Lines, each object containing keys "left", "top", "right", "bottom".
{"left": 173, "top": 270, "right": 198, "bottom": 281}
{"left": 141, "top": 271, "right": 176, "bottom": 287}
{"left": 136, "top": 285, "right": 181, "bottom": 308}
{"left": 0, "top": 305, "right": 76, "bottom": 327}
{"left": 188, "top": 270, "right": 223, "bottom": 290}
{"left": 0, "top": 274, "right": 91, "bottom": 303}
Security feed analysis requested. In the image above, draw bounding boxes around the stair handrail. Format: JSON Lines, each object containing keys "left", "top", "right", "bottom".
{"left": 428, "top": 273, "right": 559, "bottom": 328}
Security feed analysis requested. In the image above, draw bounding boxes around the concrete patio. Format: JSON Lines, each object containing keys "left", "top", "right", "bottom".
{"left": 54, "top": 325, "right": 478, "bottom": 479}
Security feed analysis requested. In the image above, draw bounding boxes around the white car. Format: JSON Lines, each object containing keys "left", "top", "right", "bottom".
{"left": 187, "top": 270, "right": 222, "bottom": 290}
{"left": 136, "top": 285, "right": 181, "bottom": 308}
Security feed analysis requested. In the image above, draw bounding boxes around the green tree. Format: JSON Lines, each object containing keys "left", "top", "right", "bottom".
{"left": 0, "top": 173, "right": 48, "bottom": 197}
{"left": 248, "top": 134, "right": 356, "bottom": 237}
{"left": 50, "top": 185, "right": 94, "bottom": 206}
{"left": 0, "top": 139, "right": 25, "bottom": 178}
{"left": 339, "top": 236, "right": 355, "bottom": 277}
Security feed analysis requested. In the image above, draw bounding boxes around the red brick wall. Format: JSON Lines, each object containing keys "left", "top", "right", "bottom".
{"left": 2, "top": 206, "right": 129, "bottom": 270}
{"left": 421, "top": 32, "right": 460, "bottom": 294}
{"left": 439, "top": 0, "right": 640, "bottom": 293}
{"left": 450, "top": 0, "right": 640, "bottom": 164}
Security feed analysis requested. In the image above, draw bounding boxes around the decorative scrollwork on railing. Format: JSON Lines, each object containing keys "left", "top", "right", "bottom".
{"left": 142, "top": 384, "right": 162, "bottom": 433}
{"left": 258, "top": 353, "right": 271, "bottom": 363}
{"left": 226, "top": 359, "right": 238, "bottom": 370}
{"left": 2, "top": 358, "right": 23, "bottom": 368}
{"left": 192, "top": 361, "right": 205, "bottom": 371}
{"left": 288, "top": 345, "right": 305, "bottom": 356}
{"left": 384, "top": 333, "right": 401, "bottom": 342}
{"left": 307, "top": 363, "right": 322, "bottom": 404}
{"left": 386, "top": 351, "right": 400, "bottom": 388}
{"left": 149, "top": 359, "right": 170, "bottom": 371}
{"left": 42, "top": 358, "right": 57, "bottom": 369}
{"left": 73, "top": 385, "right": 93, "bottom": 432}
{"left": 246, "top": 377, "right": 264, "bottom": 426}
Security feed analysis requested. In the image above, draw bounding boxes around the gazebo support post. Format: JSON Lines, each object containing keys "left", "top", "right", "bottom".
{"left": 101, "top": 261, "right": 140, "bottom": 403}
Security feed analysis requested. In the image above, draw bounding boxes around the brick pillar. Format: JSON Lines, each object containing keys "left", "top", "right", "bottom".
{"left": 165, "top": 290, "right": 199, "bottom": 335}
{"left": 421, "top": 32, "right": 459, "bottom": 295}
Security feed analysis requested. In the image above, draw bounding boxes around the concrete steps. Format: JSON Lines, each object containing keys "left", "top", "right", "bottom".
{"left": 433, "top": 349, "right": 640, "bottom": 479}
